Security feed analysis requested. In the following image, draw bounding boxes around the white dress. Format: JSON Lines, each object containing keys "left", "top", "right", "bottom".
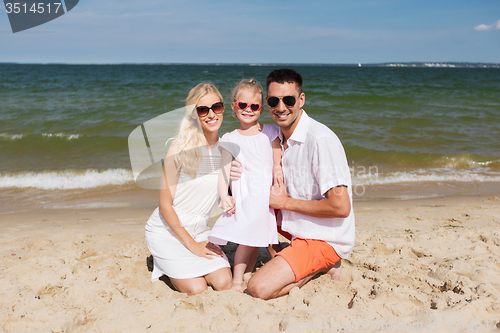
{"left": 208, "top": 124, "right": 279, "bottom": 247}
{"left": 145, "top": 145, "right": 230, "bottom": 280}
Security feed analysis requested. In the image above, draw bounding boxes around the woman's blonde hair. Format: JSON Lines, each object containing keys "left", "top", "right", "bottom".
{"left": 172, "top": 82, "right": 223, "bottom": 178}
{"left": 231, "top": 78, "right": 264, "bottom": 105}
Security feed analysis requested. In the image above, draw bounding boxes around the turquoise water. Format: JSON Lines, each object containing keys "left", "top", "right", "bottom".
{"left": 1, "top": 64, "right": 499, "bottom": 190}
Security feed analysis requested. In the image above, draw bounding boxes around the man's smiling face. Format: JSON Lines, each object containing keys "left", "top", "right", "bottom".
{"left": 267, "top": 82, "right": 305, "bottom": 134}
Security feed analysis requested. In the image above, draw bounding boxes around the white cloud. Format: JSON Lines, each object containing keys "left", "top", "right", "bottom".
{"left": 474, "top": 19, "right": 500, "bottom": 31}
{"left": 474, "top": 24, "right": 492, "bottom": 31}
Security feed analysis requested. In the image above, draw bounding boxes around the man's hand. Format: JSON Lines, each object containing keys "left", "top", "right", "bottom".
{"left": 269, "top": 177, "right": 289, "bottom": 209}
{"left": 230, "top": 160, "right": 243, "bottom": 181}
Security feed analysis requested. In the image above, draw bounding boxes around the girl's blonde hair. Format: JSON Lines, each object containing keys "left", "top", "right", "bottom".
{"left": 173, "top": 82, "right": 223, "bottom": 178}
{"left": 231, "top": 78, "right": 264, "bottom": 105}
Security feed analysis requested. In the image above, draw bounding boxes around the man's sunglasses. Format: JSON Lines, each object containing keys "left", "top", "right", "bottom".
{"left": 266, "top": 95, "right": 297, "bottom": 108}
{"left": 235, "top": 101, "right": 262, "bottom": 112}
{"left": 196, "top": 102, "right": 224, "bottom": 117}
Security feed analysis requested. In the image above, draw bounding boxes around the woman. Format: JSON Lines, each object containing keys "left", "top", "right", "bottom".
{"left": 145, "top": 83, "right": 232, "bottom": 295}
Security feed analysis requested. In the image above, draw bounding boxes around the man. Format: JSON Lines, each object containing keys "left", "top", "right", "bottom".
{"left": 234, "top": 68, "right": 355, "bottom": 300}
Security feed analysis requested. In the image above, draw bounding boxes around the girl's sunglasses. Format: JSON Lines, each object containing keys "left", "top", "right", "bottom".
{"left": 196, "top": 102, "right": 224, "bottom": 117}
{"left": 266, "top": 95, "right": 297, "bottom": 108}
{"left": 235, "top": 101, "right": 262, "bottom": 112}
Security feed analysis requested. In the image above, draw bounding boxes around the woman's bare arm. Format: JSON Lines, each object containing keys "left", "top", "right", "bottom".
{"left": 158, "top": 142, "right": 223, "bottom": 258}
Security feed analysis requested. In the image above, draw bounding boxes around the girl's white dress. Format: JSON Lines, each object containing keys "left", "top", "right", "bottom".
{"left": 208, "top": 124, "right": 279, "bottom": 247}
{"left": 145, "top": 145, "right": 230, "bottom": 280}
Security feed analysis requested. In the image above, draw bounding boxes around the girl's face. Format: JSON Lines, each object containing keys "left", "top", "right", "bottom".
{"left": 231, "top": 89, "right": 263, "bottom": 125}
{"left": 196, "top": 93, "right": 223, "bottom": 136}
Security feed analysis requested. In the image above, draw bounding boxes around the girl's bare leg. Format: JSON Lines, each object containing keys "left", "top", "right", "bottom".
{"left": 243, "top": 247, "right": 259, "bottom": 282}
{"left": 232, "top": 245, "right": 258, "bottom": 292}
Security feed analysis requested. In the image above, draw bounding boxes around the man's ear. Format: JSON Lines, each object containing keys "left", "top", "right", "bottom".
{"left": 299, "top": 92, "right": 305, "bottom": 108}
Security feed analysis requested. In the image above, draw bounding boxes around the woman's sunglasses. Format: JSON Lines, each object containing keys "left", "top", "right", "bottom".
{"left": 196, "top": 102, "right": 224, "bottom": 117}
{"left": 235, "top": 101, "right": 262, "bottom": 112}
{"left": 266, "top": 95, "right": 297, "bottom": 108}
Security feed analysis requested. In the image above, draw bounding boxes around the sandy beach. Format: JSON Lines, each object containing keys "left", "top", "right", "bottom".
{"left": 1, "top": 186, "right": 500, "bottom": 332}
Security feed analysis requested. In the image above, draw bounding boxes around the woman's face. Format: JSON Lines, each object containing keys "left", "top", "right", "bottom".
{"left": 196, "top": 93, "right": 224, "bottom": 138}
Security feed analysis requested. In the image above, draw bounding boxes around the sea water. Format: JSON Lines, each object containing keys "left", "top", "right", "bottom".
{"left": 1, "top": 64, "right": 499, "bottom": 205}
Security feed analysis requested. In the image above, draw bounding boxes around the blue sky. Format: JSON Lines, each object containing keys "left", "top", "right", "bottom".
{"left": 1, "top": 0, "right": 499, "bottom": 64}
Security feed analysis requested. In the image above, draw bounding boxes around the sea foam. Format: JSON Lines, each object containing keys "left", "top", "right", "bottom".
{"left": 0, "top": 133, "right": 82, "bottom": 141}
{"left": 41, "top": 133, "right": 81, "bottom": 140}
{"left": 0, "top": 133, "right": 24, "bottom": 140}
{"left": 0, "top": 169, "right": 134, "bottom": 190}
{"left": 353, "top": 168, "right": 500, "bottom": 185}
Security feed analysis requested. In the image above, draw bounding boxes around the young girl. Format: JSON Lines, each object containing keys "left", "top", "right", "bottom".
{"left": 208, "top": 78, "right": 282, "bottom": 292}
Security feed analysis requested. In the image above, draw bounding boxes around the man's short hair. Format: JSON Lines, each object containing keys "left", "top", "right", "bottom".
{"left": 266, "top": 68, "right": 303, "bottom": 93}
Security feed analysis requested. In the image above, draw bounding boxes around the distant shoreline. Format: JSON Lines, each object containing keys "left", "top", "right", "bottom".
{"left": 0, "top": 62, "right": 499, "bottom": 68}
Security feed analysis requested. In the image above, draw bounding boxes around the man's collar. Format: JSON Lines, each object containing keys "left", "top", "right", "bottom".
{"left": 279, "top": 109, "right": 309, "bottom": 144}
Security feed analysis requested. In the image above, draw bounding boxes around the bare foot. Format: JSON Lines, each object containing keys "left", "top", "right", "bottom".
{"left": 326, "top": 261, "right": 342, "bottom": 281}
{"left": 243, "top": 272, "right": 252, "bottom": 282}
{"left": 231, "top": 284, "right": 244, "bottom": 293}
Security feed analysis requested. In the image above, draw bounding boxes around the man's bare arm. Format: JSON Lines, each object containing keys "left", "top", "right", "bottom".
{"left": 269, "top": 177, "right": 350, "bottom": 218}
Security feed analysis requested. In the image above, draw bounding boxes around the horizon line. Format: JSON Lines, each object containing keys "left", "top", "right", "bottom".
{"left": 0, "top": 61, "right": 499, "bottom": 66}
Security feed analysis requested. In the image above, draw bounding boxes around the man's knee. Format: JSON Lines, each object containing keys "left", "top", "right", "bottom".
{"left": 247, "top": 277, "right": 268, "bottom": 299}
{"left": 247, "top": 274, "right": 276, "bottom": 300}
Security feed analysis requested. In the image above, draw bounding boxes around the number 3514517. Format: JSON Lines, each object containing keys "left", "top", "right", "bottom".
{"left": 5, "top": 3, "right": 62, "bottom": 14}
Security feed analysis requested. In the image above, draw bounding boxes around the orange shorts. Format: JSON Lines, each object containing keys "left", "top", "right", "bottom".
{"left": 276, "top": 238, "right": 341, "bottom": 282}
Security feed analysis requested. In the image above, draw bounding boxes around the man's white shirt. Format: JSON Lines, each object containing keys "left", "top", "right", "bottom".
{"left": 278, "top": 110, "right": 355, "bottom": 258}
